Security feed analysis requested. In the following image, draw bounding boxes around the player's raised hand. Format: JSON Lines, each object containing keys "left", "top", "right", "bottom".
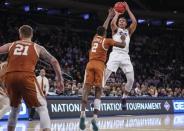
{"left": 123, "top": 2, "right": 130, "bottom": 11}
{"left": 114, "top": 8, "right": 123, "bottom": 16}
{"left": 108, "top": 8, "right": 115, "bottom": 19}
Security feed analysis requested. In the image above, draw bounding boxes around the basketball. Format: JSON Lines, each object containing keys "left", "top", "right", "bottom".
{"left": 114, "top": 2, "right": 125, "bottom": 13}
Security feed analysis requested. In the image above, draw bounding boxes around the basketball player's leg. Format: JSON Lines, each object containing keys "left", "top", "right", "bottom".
{"left": 105, "top": 52, "right": 120, "bottom": 84}
{"left": 0, "top": 95, "right": 10, "bottom": 119}
{"left": 79, "top": 65, "right": 94, "bottom": 130}
{"left": 8, "top": 105, "right": 21, "bottom": 131}
{"left": 119, "top": 58, "right": 134, "bottom": 110}
{"left": 22, "top": 75, "right": 50, "bottom": 131}
{"left": 91, "top": 62, "right": 104, "bottom": 131}
{"left": 91, "top": 86, "right": 102, "bottom": 131}
{"left": 4, "top": 73, "right": 22, "bottom": 131}
{"left": 6, "top": 87, "right": 22, "bottom": 131}
{"left": 124, "top": 71, "right": 134, "bottom": 97}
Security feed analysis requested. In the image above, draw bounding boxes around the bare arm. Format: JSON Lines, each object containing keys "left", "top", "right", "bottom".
{"left": 37, "top": 45, "right": 64, "bottom": 92}
{"left": 114, "top": 35, "right": 126, "bottom": 48}
{"left": 103, "top": 8, "right": 115, "bottom": 30}
{"left": 106, "top": 36, "right": 126, "bottom": 49}
{"left": 0, "top": 43, "right": 12, "bottom": 54}
{"left": 124, "top": 2, "right": 137, "bottom": 36}
{"left": 110, "top": 11, "right": 121, "bottom": 35}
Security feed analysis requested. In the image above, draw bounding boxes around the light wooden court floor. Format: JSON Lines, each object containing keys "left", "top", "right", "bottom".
{"left": 0, "top": 114, "right": 184, "bottom": 131}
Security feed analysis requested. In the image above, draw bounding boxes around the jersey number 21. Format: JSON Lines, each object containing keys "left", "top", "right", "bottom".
{"left": 13, "top": 44, "right": 29, "bottom": 56}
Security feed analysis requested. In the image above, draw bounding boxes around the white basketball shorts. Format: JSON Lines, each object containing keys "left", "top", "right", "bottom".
{"left": 106, "top": 52, "right": 134, "bottom": 73}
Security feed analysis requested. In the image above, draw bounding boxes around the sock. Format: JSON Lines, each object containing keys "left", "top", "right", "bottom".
{"left": 93, "top": 114, "right": 98, "bottom": 120}
{"left": 80, "top": 111, "right": 86, "bottom": 117}
{"left": 122, "top": 93, "right": 128, "bottom": 98}
{"left": 35, "top": 106, "right": 51, "bottom": 129}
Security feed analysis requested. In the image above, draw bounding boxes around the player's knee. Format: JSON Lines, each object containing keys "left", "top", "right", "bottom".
{"left": 94, "top": 99, "right": 101, "bottom": 110}
{"left": 35, "top": 105, "right": 47, "bottom": 113}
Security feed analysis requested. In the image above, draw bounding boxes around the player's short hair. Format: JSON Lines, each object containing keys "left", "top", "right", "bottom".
{"left": 19, "top": 25, "right": 33, "bottom": 38}
{"left": 117, "top": 14, "right": 128, "bottom": 23}
{"left": 96, "top": 26, "right": 106, "bottom": 36}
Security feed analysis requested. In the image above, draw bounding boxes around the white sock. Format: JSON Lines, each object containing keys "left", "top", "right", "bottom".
{"left": 93, "top": 114, "right": 98, "bottom": 120}
{"left": 35, "top": 106, "right": 51, "bottom": 129}
{"left": 80, "top": 111, "right": 86, "bottom": 117}
{"left": 122, "top": 93, "right": 128, "bottom": 98}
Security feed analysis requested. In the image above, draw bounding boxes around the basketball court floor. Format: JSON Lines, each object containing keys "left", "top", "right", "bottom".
{"left": 0, "top": 114, "right": 184, "bottom": 131}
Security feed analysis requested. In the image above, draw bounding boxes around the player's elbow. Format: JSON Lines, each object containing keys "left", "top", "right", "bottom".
{"left": 132, "top": 20, "right": 137, "bottom": 26}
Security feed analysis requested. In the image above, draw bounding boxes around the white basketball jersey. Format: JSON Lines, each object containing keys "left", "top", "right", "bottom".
{"left": 112, "top": 28, "right": 130, "bottom": 55}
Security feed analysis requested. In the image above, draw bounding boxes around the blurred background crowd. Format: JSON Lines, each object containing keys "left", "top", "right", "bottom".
{"left": 0, "top": 2, "right": 184, "bottom": 97}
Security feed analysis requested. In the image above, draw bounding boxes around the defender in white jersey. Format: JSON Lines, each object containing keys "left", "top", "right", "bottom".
{"left": 0, "top": 61, "right": 10, "bottom": 119}
{"left": 105, "top": 2, "right": 137, "bottom": 98}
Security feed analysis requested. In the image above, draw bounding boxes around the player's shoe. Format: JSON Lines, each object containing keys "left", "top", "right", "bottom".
{"left": 91, "top": 119, "right": 99, "bottom": 131}
{"left": 79, "top": 116, "right": 86, "bottom": 130}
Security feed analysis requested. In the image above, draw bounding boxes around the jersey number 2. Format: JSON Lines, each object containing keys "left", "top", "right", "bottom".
{"left": 92, "top": 43, "right": 98, "bottom": 52}
{"left": 13, "top": 44, "right": 29, "bottom": 56}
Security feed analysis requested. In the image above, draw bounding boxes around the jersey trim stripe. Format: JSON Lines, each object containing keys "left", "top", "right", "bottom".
{"left": 8, "top": 42, "right": 15, "bottom": 51}
{"left": 34, "top": 44, "right": 39, "bottom": 57}
{"left": 102, "top": 38, "right": 108, "bottom": 51}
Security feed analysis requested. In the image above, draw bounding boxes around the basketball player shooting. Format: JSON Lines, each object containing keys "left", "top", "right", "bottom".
{"left": 79, "top": 8, "right": 126, "bottom": 131}
{"left": 105, "top": 2, "right": 137, "bottom": 98}
{"left": 0, "top": 25, "right": 64, "bottom": 131}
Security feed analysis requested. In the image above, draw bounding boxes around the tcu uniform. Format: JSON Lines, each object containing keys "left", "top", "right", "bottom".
{"left": 107, "top": 28, "right": 133, "bottom": 73}
{"left": 0, "top": 61, "right": 10, "bottom": 119}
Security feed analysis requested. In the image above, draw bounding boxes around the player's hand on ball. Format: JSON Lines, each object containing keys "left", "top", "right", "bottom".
{"left": 121, "top": 34, "right": 126, "bottom": 41}
{"left": 123, "top": 2, "right": 130, "bottom": 11}
{"left": 114, "top": 9, "right": 123, "bottom": 16}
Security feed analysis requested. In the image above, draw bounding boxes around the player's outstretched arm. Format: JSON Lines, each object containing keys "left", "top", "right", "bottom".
{"left": 110, "top": 10, "right": 121, "bottom": 35}
{"left": 103, "top": 8, "right": 115, "bottom": 31}
{"left": 105, "top": 36, "right": 126, "bottom": 49}
{"left": 37, "top": 45, "right": 64, "bottom": 93}
{"left": 124, "top": 2, "right": 137, "bottom": 36}
{"left": 114, "top": 39, "right": 126, "bottom": 48}
{"left": 0, "top": 43, "right": 12, "bottom": 54}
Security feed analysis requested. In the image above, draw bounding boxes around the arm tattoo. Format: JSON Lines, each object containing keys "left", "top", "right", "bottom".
{"left": 39, "top": 46, "right": 63, "bottom": 81}
{"left": 39, "top": 46, "right": 55, "bottom": 63}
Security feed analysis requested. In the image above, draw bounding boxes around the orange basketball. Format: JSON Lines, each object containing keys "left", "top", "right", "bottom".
{"left": 114, "top": 2, "right": 125, "bottom": 13}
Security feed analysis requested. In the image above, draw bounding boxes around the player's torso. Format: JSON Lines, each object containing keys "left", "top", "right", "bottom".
{"left": 112, "top": 28, "right": 130, "bottom": 55}
{"left": 7, "top": 40, "right": 39, "bottom": 73}
{"left": 89, "top": 35, "right": 107, "bottom": 62}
